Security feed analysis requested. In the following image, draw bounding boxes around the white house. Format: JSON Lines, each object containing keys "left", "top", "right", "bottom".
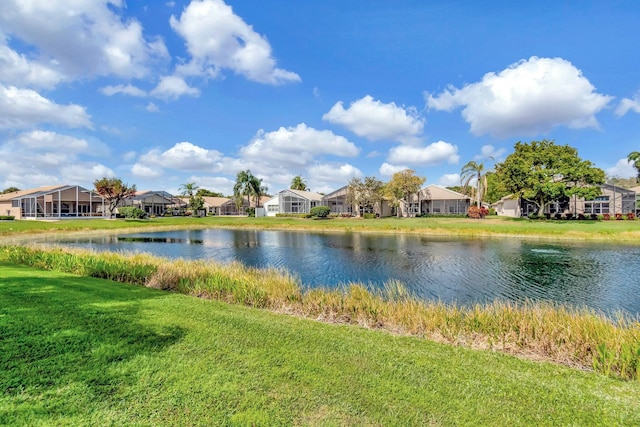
{"left": 263, "top": 189, "right": 324, "bottom": 216}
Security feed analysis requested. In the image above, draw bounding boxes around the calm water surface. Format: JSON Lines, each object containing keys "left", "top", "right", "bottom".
{"left": 49, "top": 229, "right": 640, "bottom": 316}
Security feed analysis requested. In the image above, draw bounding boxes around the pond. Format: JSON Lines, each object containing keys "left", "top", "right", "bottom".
{"left": 48, "top": 228, "right": 640, "bottom": 316}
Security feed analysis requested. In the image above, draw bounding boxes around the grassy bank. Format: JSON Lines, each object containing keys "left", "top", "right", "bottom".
{"left": 2, "top": 245, "right": 639, "bottom": 381}
{"left": 2, "top": 263, "right": 640, "bottom": 426}
{"left": 1, "top": 215, "right": 640, "bottom": 242}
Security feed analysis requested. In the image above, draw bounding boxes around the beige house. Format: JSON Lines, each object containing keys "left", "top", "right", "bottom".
{"left": 0, "top": 185, "right": 106, "bottom": 219}
{"left": 401, "top": 185, "right": 471, "bottom": 217}
{"left": 263, "top": 189, "right": 324, "bottom": 216}
{"left": 120, "top": 191, "right": 184, "bottom": 216}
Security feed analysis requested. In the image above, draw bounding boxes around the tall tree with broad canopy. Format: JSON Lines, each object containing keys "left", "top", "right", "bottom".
{"left": 460, "top": 158, "right": 493, "bottom": 208}
{"left": 94, "top": 177, "right": 136, "bottom": 218}
{"left": 627, "top": 151, "right": 640, "bottom": 182}
{"left": 346, "top": 176, "right": 385, "bottom": 215}
{"left": 290, "top": 175, "right": 309, "bottom": 191}
{"left": 196, "top": 188, "right": 224, "bottom": 198}
{"left": 384, "top": 169, "right": 426, "bottom": 217}
{"left": 498, "top": 140, "right": 605, "bottom": 215}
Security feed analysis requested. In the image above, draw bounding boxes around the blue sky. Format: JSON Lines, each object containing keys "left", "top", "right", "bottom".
{"left": 1, "top": 0, "right": 639, "bottom": 196}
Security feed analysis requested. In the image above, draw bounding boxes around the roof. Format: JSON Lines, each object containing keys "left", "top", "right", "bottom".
{"left": 420, "top": 184, "right": 471, "bottom": 200}
{"left": 629, "top": 185, "right": 640, "bottom": 193}
{"left": 283, "top": 189, "right": 324, "bottom": 201}
{"left": 322, "top": 186, "right": 348, "bottom": 198}
{"left": 201, "top": 196, "right": 232, "bottom": 207}
{"left": 0, "top": 185, "right": 83, "bottom": 202}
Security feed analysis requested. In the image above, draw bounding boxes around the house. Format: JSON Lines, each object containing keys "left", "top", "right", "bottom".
{"left": 263, "top": 189, "right": 324, "bottom": 216}
{"left": 121, "top": 190, "right": 184, "bottom": 216}
{"left": 0, "top": 185, "right": 106, "bottom": 219}
{"left": 321, "top": 186, "right": 354, "bottom": 215}
{"left": 401, "top": 185, "right": 471, "bottom": 217}
{"left": 493, "top": 183, "right": 637, "bottom": 217}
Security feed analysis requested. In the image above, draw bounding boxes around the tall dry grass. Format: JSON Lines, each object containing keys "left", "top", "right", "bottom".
{"left": 2, "top": 244, "right": 639, "bottom": 380}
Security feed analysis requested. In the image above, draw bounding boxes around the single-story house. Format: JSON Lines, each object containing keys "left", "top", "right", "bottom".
{"left": 493, "top": 183, "right": 637, "bottom": 217}
{"left": 264, "top": 189, "right": 324, "bottom": 216}
{"left": 120, "top": 190, "right": 184, "bottom": 216}
{"left": 401, "top": 185, "right": 472, "bottom": 217}
{"left": 0, "top": 185, "right": 106, "bottom": 219}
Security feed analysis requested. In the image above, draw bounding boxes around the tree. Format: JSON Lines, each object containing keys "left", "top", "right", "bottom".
{"left": 498, "top": 140, "right": 605, "bottom": 215}
{"left": 180, "top": 182, "right": 204, "bottom": 213}
{"left": 233, "top": 170, "right": 268, "bottom": 212}
{"left": 196, "top": 188, "right": 224, "bottom": 198}
{"left": 94, "top": 177, "right": 137, "bottom": 218}
{"left": 290, "top": 175, "right": 309, "bottom": 191}
{"left": 1, "top": 187, "right": 20, "bottom": 194}
{"left": 346, "top": 176, "right": 385, "bottom": 216}
{"left": 384, "top": 169, "right": 426, "bottom": 217}
{"left": 627, "top": 151, "right": 640, "bottom": 183}
{"left": 606, "top": 175, "right": 637, "bottom": 189}
{"left": 484, "top": 171, "right": 510, "bottom": 204}
{"left": 460, "top": 158, "right": 493, "bottom": 208}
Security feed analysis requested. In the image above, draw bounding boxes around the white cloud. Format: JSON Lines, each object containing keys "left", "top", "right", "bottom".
{"left": 606, "top": 158, "right": 637, "bottom": 178}
{"left": 240, "top": 123, "right": 359, "bottom": 167}
{"left": 0, "top": 84, "right": 92, "bottom": 129}
{"left": 150, "top": 75, "right": 200, "bottom": 99}
{"left": 615, "top": 94, "right": 640, "bottom": 117}
{"left": 387, "top": 141, "right": 459, "bottom": 166}
{"left": 100, "top": 84, "right": 147, "bottom": 97}
{"left": 0, "top": 131, "right": 113, "bottom": 189}
{"left": 437, "top": 173, "right": 461, "bottom": 187}
{"left": 426, "top": 56, "right": 613, "bottom": 138}
{"left": 379, "top": 162, "right": 409, "bottom": 176}
{"left": 146, "top": 102, "right": 160, "bottom": 112}
{"left": 323, "top": 95, "right": 424, "bottom": 144}
{"left": 0, "top": 0, "right": 168, "bottom": 80}
{"left": 135, "top": 142, "right": 223, "bottom": 174}
{"left": 169, "top": 0, "right": 300, "bottom": 84}
{"left": 475, "top": 144, "right": 505, "bottom": 161}
{"left": 0, "top": 42, "right": 64, "bottom": 88}
{"left": 308, "top": 163, "right": 362, "bottom": 188}
{"left": 188, "top": 175, "right": 235, "bottom": 196}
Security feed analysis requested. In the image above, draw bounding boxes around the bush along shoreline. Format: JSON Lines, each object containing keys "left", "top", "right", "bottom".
{"left": 1, "top": 244, "right": 639, "bottom": 380}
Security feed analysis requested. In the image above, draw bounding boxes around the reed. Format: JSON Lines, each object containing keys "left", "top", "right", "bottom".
{"left": 2, "top": 244, "right": 639, "bottom": 380}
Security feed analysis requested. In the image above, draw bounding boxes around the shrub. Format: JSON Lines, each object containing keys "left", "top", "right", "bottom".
{"left": 554, "top": 213, "right": 562, "bottom": 220}
{"left": 310, "top": 205, "right": 331, "bottom": 218}
{"left": 602, "top": 213, "right": 611, "bottom": 221}
{"left": 626, "top": 212, "right": 635, "bottom": 220}
{"left": 528, "top": 214, "right": 539, "bottom": 220}
{"left": 275, "top": 213, "right": 312, "bottom": 218}
{"left": 488, "top": 208, "right": 497, "bottom": 216}
{"left": 118, "top": 206, "right": 146, "bottom": 219}
{"left": 362, "top": 213, "right": 376, "bottom": 219}
{"left": 247, "top": 207, "right": 255, "bottom": 217}
{"left": 467, "top": 206, "right": 486, "bottom": 219}
{"left": 615, "top": 213, "right": 624, "bottom": 220}
{"left": 0, "top": 216, "right": 15, "bottom": 220}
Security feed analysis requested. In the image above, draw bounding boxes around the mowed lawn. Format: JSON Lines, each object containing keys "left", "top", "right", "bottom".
{"left": 1, "top": 264, "right": 640, "bottom": 426}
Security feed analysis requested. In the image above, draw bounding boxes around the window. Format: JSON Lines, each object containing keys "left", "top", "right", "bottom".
{"left": 409, "top": 203, "right": 419, "bottom": 214}
{"left": 267, "top": 204, "right": 278, "bottom": 212}
{"left": 584, "top": 202, "right": 609, "bottom": 214}
{"left": 11, "top": 200, "right": 19, "bottom": 208}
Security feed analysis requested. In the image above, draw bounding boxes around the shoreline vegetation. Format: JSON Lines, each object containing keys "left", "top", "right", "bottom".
{"left": 2, "top": 243, "right": 639, "bottom": 381}
{"left": 1, "top": 215, "right": 640, "bottom": 243}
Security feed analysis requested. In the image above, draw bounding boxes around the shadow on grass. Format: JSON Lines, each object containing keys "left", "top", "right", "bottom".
{"left": 0, "top": 266, "right": 185, "bottom": 404}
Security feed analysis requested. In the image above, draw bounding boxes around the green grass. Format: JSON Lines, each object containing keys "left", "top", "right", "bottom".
{"left": 1, "top": 215, "right": 640, "bottom": 242}
{"left": 2, "top": 263, "right": 640, "bottom": 426}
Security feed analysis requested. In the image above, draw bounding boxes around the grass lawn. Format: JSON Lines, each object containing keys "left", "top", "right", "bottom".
{"left": 2, "top": 263, "right": 640, "bottom": 426}
{"left": 1, "top": 215, "right": 640, "bottom": 242}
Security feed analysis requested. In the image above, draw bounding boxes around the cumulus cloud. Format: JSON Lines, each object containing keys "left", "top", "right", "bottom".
{"left": 387, "top": 141, "right": 459, "bottom": 166}
{"left": 606, "top": 158, "right": 637, "bottom": 178}
{"left": 0, "top": 0, "right": 168, "bottom": 80}
{"left": 240, "top": 123, "right": 359, "bottom": 167}
{"left": 188, "top": 175, "right": 234, "bottom": 196}
{"left": 0, "top": 42, "right": 64, "bottom": 88}
{"left": 100, "top": 84, "right": 147, "bottom": 97}
{"left": 0, "top": 84, "right": 92, "bottom": 129}
{"left": 615, "top": 94, "right": 640, "bottom": 117}
{"left": 308, "top": 163, "right": 362, "bottom": 184}
{"left": 379, "top": 162, "right": 409, "bottom": 176}
{"left": 150, "top": 75, "right": 200, "bottom": 99}
{"left": 146, "top": 102, "right": 160, "bottom": 112}
{"left": 426, "top": 56, "right": 613, "bottom": 138}
{"left": 437, "top": 173, "right": 461, "bottom": 187}
{"left": 475, "top": 144, "right": 505, "bottom": 161}
{"left": 323, "top": 95, "right": 424, "bottom": 144}
{"left": 0, "top": 131, "right": 113, "bottom": 188}
{"left": 134, "top": 141, "right": 223, "bottom": 175}
{"left": 169, "top": 0, "right": 300, "bottom": 84}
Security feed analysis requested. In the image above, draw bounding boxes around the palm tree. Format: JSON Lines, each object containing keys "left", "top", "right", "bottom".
{"left": 179, "top": 182, "right": 199, "bottom": 198}
{"left": 628, "top": 151, "right": 640, "bottom": 182}
{"left": 460, "top": 159, "right": 493, "bottom": 208}
{"left": 248, "top": 175, "right": 268, "bottom": 208}
{"left": 233, "top": 170, "right": 253, "bottom": 210}
{"left": 290, "top": 175, "right": 308, "bottom": 191}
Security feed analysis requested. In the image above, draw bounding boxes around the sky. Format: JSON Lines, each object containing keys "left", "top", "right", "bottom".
{"left": 1, "top": 0, "right": 639, "bottom": 196}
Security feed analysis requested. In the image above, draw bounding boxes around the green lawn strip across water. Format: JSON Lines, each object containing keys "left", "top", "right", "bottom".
{"left": 1, "top": 263, "right": 639, "bottom": 426}
{"left": 1, "top": 215, "right": 640, "bottom": 242}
